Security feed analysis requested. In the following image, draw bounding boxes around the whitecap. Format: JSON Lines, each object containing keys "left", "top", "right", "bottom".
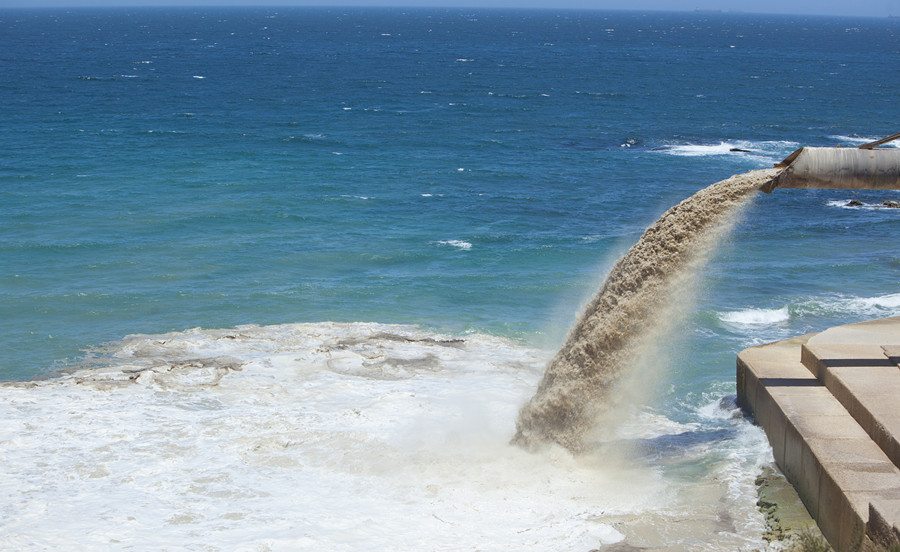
{"left": 660, "top": 141, "right": 746, "bottom": 156}
{"left": 829, "top": 134, "right": 900, "bottom": 148}
{"left": 724, "top": 293, "right": 900, "bottom": 331}
{"left": 842, "top": 292, "right": 900, "bottom": 313}
{"left": 718, "top": 306, "right": 790, "bottom": 326}
{"left": 435, "top": 240, "right": 472, "bottom": 250}
{"left": 657, "top": 140, "right": 798, "bottom": 159}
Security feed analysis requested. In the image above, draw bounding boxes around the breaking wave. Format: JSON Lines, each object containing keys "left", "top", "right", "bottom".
{"left": 719, "top": 306, "right": 791, "bottom": 327}
{"left": 656, "top": 140, "right": 798, "bottom": 160}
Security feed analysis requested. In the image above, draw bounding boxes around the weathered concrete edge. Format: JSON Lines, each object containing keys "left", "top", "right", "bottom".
{"left": 737, "top": 321, "right": 900, "bottom": 552}
{"left": 801, "top": 342, "right": 900, "bottom": 469}
{"left": 736, "top": 338, "right": 860, "bottom": 550}
{"left": 869, "top": 501, "right": 900, "bottom": 550}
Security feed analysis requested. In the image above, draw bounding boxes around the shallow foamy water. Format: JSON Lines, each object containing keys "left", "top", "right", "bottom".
{"left": 1, "top": 322, "right": 773, "bottom": 551}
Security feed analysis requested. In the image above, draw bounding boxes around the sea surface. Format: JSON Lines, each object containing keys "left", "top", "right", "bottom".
{"left": 1, "top": 7, "right": 899, "bottom": 550}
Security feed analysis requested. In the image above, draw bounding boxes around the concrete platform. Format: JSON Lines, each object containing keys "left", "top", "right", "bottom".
{"left": 737, "top": 316, "right": 900, "bottom": 552}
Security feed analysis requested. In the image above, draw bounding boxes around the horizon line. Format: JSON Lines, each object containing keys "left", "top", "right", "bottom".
{"left": 0, "top": 3, "right": 897, "bottom": 19}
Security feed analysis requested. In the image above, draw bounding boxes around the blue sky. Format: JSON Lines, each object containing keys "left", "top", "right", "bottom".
{"left": 0, "top": 0, "right": 897, "bottom": 17}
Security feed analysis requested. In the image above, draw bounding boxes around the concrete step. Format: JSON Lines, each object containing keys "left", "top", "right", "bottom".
{"left": 737, "top": 318, "right": 900, "bottom": 551}
{"left": 801, "top": 342, "right": 900, "bottom": 470}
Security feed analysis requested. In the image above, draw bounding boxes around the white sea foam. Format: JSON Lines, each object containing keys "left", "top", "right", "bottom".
{"left": 826, "top": 199, "right": 866, "bottom": 209}
{"left": 0, "top": 323, "right": 775, "bottom": 551}
{"left": 843, "top": 292, "right": 900, "bottom": 313}
{"left": 657, "top": 140, "right": 798, "bottom": 160}
{"left": 719, "top": 306, "right": 791, "bottom": 326}
{"left": 783, "top": 292, "right": 900, "bottom": 320}
{"left": 435, "top": 239, "right": 472, "bottom": 250}
{"left": 661, "top": 142, "right": 738, "bottom": 156}
{"left": 829, "top": 134, "right": 900, "bottom": 148}
{"left": 720, "top": 293, "right": 900, "bottom": 343}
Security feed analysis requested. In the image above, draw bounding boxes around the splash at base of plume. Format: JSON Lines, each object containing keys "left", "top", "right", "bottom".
{"left": 513, "top": 168, "right": 780, "bottom": 453}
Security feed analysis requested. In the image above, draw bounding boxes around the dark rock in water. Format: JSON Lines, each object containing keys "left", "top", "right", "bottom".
{"left": 718, "top": 394, "right": 738, "bottom": 409}
{"left": 716, "top": 394, "right": 744, "bottom": 419}
{"left": 847, "top": 199, "right": 863, "bottom": 207}
{"left": 729, "top": 148, "right": 752, "bottom": 153}
{"left": 882, "top": 200, "right": 900, "bottom": 208}
{"left": 755, "top": 465, "right": 821, "bottom": 544}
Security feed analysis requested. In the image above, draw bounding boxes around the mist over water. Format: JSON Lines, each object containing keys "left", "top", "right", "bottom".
{"left": 514, "top": 169, "right": 780, "bottom": 452}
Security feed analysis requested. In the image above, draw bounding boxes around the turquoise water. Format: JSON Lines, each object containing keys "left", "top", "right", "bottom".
{"left": 2, "top": 8, "right": 900, "bottom": 550}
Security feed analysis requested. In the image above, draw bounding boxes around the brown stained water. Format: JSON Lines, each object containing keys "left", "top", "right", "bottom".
{"left": 513, "top": 168, "right": 781, "bottom": 453}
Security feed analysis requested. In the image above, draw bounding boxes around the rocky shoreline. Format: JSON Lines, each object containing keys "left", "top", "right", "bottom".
{"left": 756, "top": 465, "right": 824, "bottom": 548}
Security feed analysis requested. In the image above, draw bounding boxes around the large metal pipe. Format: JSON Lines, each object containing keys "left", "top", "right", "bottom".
{"left": 761, "top": 146, "right": 900, "bottom": 193}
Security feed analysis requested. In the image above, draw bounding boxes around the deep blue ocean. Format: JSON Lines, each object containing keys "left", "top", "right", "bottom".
{"left": 1, "top": 8, "right": 899, "bottom": 549}
{"left": 3, "top": 7, "right": 898, "bottom": 381}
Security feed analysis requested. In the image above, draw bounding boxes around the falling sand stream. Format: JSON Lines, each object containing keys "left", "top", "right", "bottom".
{"left": 513, "top": 168, "right": 781, "bottom": 453}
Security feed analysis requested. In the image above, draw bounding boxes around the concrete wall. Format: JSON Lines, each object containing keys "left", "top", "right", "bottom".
{"left": 737, "top": 317, "right": 900, "bottom": 551}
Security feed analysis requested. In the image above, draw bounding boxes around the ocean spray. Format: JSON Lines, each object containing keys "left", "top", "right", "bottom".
{"left": 513, "top": 168, "right": 781, "bottom": 452}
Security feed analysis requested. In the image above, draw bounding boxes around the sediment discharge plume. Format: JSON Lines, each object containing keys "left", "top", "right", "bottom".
{"left": 513, "top": 168, "right": 780, "bottom": 453}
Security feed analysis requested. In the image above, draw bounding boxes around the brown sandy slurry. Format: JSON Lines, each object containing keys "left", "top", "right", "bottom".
{"left": 513, "top": 168, "right": 781, "bottom": 453}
